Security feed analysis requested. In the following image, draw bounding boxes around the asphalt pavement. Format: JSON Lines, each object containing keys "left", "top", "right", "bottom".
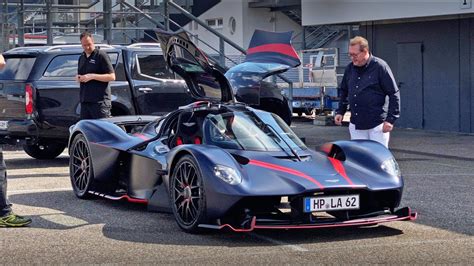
{"left": 0, "top": 117, "right": 472, "bottom": 264}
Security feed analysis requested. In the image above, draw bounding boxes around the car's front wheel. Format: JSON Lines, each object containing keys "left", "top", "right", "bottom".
{"left": 170, "top": 155, "right": 207, "bottom": 233}
{"left": 69, "top": 134, "right": 95, "bottom": 199}
{"left": 23, "top": 139, "right": 66, "bottom": 159}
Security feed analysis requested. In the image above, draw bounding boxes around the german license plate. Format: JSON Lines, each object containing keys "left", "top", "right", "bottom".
{"left": 0, "top": 121, "right": 8, "bottom": 130}
{"left": 304, "top": 195, "right": 359, "bottom": 212}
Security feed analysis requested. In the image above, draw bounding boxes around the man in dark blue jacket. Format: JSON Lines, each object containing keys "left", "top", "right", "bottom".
{"left": 334, "top": 36, "right": 400, "bottom": 148}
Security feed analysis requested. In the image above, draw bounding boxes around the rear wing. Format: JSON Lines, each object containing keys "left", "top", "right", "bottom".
{"left": 245, "top": 30, "right": 300, "bottom": 68}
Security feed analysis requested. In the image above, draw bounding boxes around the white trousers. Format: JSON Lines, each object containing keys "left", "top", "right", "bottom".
{"left": 349, "top": 123, "right": 390, "bottom": 148}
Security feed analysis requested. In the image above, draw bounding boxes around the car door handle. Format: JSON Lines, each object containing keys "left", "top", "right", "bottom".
{"left": 138, "top": 87, "right": 153, "bottom": 93}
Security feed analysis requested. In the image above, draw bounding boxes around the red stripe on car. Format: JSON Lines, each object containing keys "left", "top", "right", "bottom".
{"left": 133, "top": 133, "right": 149, "bottom": 140}
{"left": 247, "top": 44, "right": 299, "bottom": 59}
{"left": 327, "top": 157, "right": 355, "bottom": 187}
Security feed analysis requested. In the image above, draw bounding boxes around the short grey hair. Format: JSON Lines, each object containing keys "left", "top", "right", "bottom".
{"left": 350, "top": 36, "right": 369, "bottom": 52}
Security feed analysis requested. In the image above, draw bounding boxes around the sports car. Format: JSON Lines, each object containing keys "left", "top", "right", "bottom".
{"left": 68, "top": 30, "right": 416, "bottom": 233}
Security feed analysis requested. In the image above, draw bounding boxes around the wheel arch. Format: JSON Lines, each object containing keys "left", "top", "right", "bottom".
{"left": 168, "top": 149, "right": 194, "bottom": 181}
{"left": 68, "top": 129, "right": 84, "bottom": 154}
{"left": 166, "top": 145, "right": 245, "bottom": 220}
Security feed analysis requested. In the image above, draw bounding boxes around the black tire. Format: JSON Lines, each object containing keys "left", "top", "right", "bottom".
{"left": 170, "top": 155, "right": 207, "bottom": 233}
{"left": 23, "top": 140, "right": 66, "bottom": 160}
{"left": 69, "top": 134, "right": 95, "bottom": 199}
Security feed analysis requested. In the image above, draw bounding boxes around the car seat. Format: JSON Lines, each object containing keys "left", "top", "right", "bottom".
{"left": 173, "top": 111, "right": 203, "bottom": 146}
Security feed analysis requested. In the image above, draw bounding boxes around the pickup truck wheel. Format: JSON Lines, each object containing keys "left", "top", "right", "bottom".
{"left": 23, "top": 140, "right": 66, "bottom": 160}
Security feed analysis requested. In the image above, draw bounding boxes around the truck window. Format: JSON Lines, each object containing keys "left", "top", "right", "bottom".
{"left": 43, "top": 54, "right": 80, "bottom": 77}
{"left": 113, "top": 53, "right": 127, "bottom": 81}
{"left": 0, "top": 57, "right": 36, "bottom": 80}
{"left": 132, "top": 54, "right": 175, "bottom": 80}
{"left": 43, "top": 52, "right": 118, "bottom": 78}
{"left": 107, "top": 52, "right": 118, "bottom": 67}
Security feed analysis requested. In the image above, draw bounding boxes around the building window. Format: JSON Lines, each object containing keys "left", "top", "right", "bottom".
{"left": 229, "top": 17, "right": 236, "bottom": 35}
{"left": 206, "top": 18, "right": 223, "bottom": 29}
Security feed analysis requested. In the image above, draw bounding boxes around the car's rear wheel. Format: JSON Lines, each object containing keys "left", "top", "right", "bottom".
{"left": 69, "top": 134, "right": 95, "bottom": 199}
{"left": 23, "top": 139, "right": 66, "bottom": 159}
{"left": 170, "top": 155, "right": 207, "bottom": 233}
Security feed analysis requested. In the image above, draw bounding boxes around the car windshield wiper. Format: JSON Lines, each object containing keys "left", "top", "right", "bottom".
{"left": 264, "top": 123, "right": 301, "bottom": 161}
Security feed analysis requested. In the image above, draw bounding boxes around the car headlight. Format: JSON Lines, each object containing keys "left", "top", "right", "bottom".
{"left": 381, "top": 157, "right": 401, "bottom": 177}
{"left": 214, "top": 165, "right": 242, "bottom": 185}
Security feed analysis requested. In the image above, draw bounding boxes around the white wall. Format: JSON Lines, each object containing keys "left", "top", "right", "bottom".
{"left": 302, "top": 0, "right": 474, "bottom": 26}
{"left": 242, "top": 0, "right": 302, "bottom": 49}
{"left": 184, "top": 0, "right": 245, "bottom": 55}
{"left": 185, "top": 0, "right": 302, "bottom": 55}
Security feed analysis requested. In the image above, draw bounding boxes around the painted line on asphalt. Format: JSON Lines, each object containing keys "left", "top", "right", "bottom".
{"left": 302, "top": 237, "right": 472, "bottom": 252}
{"left": 426, "top": 161, "right": 474, "bottom": 170}
{"left": 250, "top": 233, "right": 309, "bottom": 252}
{"left": 405, "top": 173, "right": 474, "bottom": 176}
{"left": 9, "top": 187, "right": 72, "bottom": 195}
{"left": 40, "top": 213, "right": 89, "bottom": 227}
{"left": 391, "top": 148, "right": 474, "bottom": 162}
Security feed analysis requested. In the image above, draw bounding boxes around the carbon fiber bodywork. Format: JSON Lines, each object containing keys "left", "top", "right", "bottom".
{"left": 68, "top": 31, "right": 415, "bottom": 233}
{"left": 69, "top": 102, "right": 415, "bottom": 232}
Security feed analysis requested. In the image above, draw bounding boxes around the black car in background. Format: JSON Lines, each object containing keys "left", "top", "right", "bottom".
{"left": 0, "top": 43, "right": 193, "bottom": 159}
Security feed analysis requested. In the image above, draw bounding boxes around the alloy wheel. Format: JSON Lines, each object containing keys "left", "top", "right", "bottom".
{"left": 172, "top": 159, "right": 203, "bottom": 226}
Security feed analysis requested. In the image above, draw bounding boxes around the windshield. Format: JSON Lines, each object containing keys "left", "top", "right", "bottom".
{"left": 203, "top": 110, "right": 306, "bottom": 152}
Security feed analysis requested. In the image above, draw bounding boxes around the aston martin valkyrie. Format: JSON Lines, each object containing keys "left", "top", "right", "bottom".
{"left": 68, "top": 30, "right": 416, "bottom": 233}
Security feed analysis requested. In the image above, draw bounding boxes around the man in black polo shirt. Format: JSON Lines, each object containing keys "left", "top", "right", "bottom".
{"left": 334, "top": 36, "right": 400, "bottom": 148}
{"left": 76, "top": 32, "right": 115, "bottom": 119}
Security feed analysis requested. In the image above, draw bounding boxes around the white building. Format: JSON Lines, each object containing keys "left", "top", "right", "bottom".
{"left": 184, "top": 0, "right": 302, "bottom": 57}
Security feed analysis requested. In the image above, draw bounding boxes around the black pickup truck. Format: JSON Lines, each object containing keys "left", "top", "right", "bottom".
{"left": 0, "top": 43, "right": 193, "bottom": 159}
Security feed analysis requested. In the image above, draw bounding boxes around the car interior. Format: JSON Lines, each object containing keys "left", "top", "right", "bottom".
{"left": 169, "top": 111, "right": 205, "bottom": 147}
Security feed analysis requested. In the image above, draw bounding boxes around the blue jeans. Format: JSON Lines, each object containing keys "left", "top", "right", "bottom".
{"left": 0, "top": 147, "right": 12, "bottom": 217}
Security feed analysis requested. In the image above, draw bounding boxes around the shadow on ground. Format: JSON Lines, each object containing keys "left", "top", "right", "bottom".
{"left": 10, "top": 190, "right": 404, "bottom": 246}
